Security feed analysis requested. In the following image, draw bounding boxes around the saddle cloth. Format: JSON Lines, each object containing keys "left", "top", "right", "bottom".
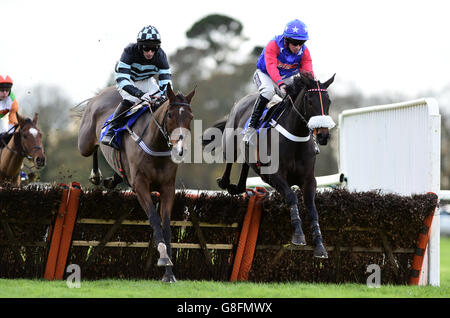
{"left": 99, "top": 105, "right": 149, "bottom": 149}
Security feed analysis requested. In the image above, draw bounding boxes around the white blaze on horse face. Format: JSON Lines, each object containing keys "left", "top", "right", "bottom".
{"left": 170, "top": 127, "right": 191, "bottom": 164}
{"left": 179, "top": 107, "right": 185, "bottom": 116}
{"left": 29, "top": 128, "right": 39, "bottom": 138}
{"left": 176, "top": 128, "right": 183, "bottom": 154}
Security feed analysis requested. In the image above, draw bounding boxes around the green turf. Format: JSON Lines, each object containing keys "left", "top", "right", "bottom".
{"left": 1, "top": 237, "right": 449, "bottom": 298}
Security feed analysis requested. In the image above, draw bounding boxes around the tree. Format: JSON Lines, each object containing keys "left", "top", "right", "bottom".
{"left": 186, "top": 14, "right": 247, "bottom": 68}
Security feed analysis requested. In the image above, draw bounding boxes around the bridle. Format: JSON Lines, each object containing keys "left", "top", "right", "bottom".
{"left": 284, "top": 81, "right": 329, "bottom": 125}
{"left": 123, "top": 99, "right": 193, "bottom": 158}
{"left": 150, "top": 101, "right": 192, "bottom": 149}
{"left": 1, "top": 125, "right": 42, "bottom": 161}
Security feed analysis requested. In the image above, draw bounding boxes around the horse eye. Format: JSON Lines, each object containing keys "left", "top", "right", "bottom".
{"left": 168, "top": 113, "right": 172, "bottom": 119}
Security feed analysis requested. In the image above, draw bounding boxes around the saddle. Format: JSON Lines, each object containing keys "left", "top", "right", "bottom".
{"left": 99, "top": 104, "right": 150, "bottom": 149}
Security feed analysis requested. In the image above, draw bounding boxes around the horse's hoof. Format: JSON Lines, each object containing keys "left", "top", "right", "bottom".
{"left": 161, "top": 274, "right": 177, "bottom": 283}
{"left": 89, "top": 176, "right": 102, "bottom": 186}
{"left": 157, "top": 258, "right": 173, "bottom": 267}
{"left": 291, "top": 234, "right": 306, "bottom": 246}
{"left": 103, "top": 177, "right": 117, "bottom": 189}
{"left": 216, "top": 177, "right": 229, "bottom": 190}
{"left": 314, "top": 243, "right": 328, "bottom": 258}
{"left": 227, "top": 184, "right": 245, "bottom": 195}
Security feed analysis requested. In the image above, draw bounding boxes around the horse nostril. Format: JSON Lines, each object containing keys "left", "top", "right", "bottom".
{"left": 36, "top": 157, "right": 46, "bottom": 167}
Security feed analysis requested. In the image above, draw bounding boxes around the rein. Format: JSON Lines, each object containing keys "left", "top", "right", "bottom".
{"left": 269, "top": 90, "right": 311, "bottom": 143}
{"left": 126, "top": 101, "right": 192, "bottom": 157}
{"left": 269, "top": 82, "right": 331, "bottom": 143}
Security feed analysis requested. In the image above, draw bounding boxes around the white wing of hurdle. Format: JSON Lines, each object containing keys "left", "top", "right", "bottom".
{"left": 247, "top": 97, "right": 442, "bottom": 286}
{"left": 339, "top": 97, "right": 441, "bottom": 286}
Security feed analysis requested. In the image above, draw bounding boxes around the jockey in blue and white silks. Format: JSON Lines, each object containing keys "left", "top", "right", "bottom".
{"left": 102, "top": 25, "right": 173, "bottom": 150}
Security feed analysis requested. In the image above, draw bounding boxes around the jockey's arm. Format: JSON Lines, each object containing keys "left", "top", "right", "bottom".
{"left": 299, "top": 47, "right": 314, "bottom": 78}
{"left": 115, "top": 60, "right": 145, "bottom": 98}
{"left": 264, "top": 40, "right": 284, "bottom": 87}
{"left": 157, "top": 49, "right": 172, "bottom": 96}
{"left": 8, "top": 96, "right": 18, "bottom": 130}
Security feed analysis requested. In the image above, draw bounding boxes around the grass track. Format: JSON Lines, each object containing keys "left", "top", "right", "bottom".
{"left": 1, "top": 237, "right": 449, "bottom": 298}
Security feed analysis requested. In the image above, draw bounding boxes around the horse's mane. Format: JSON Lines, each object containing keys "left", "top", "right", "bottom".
{"left": 175, "top": 92, "right": 191, "bottom": 105}
{"left": 285, "top": 71, "right": 314, "bottom": 99}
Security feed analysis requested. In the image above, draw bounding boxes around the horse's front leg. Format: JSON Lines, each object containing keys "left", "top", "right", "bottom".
{"left": 227, "top": 163, "right": 249, "bottom": 195}
{"left": 303, "top": 177, "right": 328, "bottom": 258}
{"left": 267, "top": 174, "right": 306, "bottom": 246}
{"left": 134, "top": 176, "right": 172, "bottom": 268}
{"left": 217, "top": 163, "right": 232, "bottom": 190}
{"left": 89, "top": 146, "right": 102, "bottom": 185}
{"left": 159, "top": 184, "right": 176, "bottom": 283}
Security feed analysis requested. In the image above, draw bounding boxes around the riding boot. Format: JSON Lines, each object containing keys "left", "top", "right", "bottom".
{"left": 101, "top": 99, "right": 133, "bottom": 150}
{"left": 243, "top": 95, "right": 269, "bottom": 145}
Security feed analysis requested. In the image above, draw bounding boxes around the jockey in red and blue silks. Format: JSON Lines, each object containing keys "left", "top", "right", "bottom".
{"left": 243, "top": 19, "right": 314, "bottom": 145}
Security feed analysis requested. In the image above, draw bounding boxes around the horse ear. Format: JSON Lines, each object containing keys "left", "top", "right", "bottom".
{"left": 323, "top": 73, "right": 336, "bottom": 88}
{"left": 33, "top": 113, "right": 39, "bottom": 125}
{"left": 166, "top": 84, "right": 176, "bottom": 101}
{"left": 185, "top": 88, "right": 195, "bottom": 105}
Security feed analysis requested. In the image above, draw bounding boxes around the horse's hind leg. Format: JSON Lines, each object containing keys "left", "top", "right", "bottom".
{"left": 89, "top": 146, "right": 102, "bottom": 185}
{"left": 103, "top": 172, "right": 123, "bottom": 189}
{"left": 227, "top": 163, "right": 249, "bottom": 195}
{"left": 217, "top": 163, "right": 233, "bottom": 189}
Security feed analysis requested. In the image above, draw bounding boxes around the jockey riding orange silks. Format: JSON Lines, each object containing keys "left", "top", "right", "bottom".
{"left": 0, "top": 75, "right": 19, "bottom": 133}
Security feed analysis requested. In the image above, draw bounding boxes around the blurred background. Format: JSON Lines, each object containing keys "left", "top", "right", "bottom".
{"left": 2, "top": 3, "right": 450, "bottom": 191}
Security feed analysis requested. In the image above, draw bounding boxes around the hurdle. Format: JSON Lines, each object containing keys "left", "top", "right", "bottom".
{"left": 247, "top": 98, "right": 442, "bottom": 286}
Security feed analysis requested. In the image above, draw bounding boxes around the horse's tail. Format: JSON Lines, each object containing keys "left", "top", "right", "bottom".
{"left": 70, "top": 98, "right": 92, "bottom": 119}
{"left": 202, "top": 116, "right": 227, "bottom": 148}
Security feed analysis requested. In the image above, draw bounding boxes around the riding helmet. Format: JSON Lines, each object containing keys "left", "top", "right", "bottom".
{"left": 137, "top": 25, "right": 161, "bottom": 44}
{"left": 283, "top": 19, "right": 309, "bottom": 41}
{"left": 0, "top": 75, "right": 13, "bottom": 91}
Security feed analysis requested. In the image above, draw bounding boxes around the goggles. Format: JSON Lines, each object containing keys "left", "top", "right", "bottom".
{"left": 141, "top": 44, "right": 160, "bottom": 52}
{"left": 287, "top": 38, "right": 306, "bottom": 47}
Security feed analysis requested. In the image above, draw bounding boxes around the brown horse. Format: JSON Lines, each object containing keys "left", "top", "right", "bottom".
{"left": 0, "top": 113, "right": 46, "bottom": 186}
{"left": 78, "top": 84, "right": 194, "bottom": 282}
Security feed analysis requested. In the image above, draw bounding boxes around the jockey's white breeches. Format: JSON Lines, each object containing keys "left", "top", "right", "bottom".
{"left": 253, "top": 69, "right": 296, "bottom": 100}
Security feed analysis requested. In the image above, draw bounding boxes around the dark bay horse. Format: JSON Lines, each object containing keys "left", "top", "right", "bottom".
{"left": 78, "top": 84, "right": 195, "bottom": 282}
{"left": 204, "top": 73, "right": 335, "bottom": 258}
{"left": 0, "top": 113, "right": 46, "bottom": 186}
